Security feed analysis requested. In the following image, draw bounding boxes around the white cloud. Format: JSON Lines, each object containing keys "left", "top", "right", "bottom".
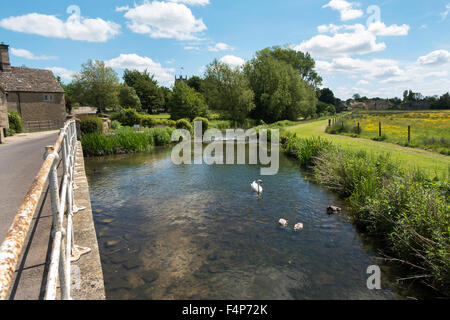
{"left": 316, "top": 57, "right": 401, "bottom": 80}
{"left": 219, "top": 55, "right": 245, "bottom": 68}
{"left": 323, "top": 0, "right": 363, "bottom": 21}
{"left": 184, "top": 46, "right": 201, "bottom": 50}
{"left": 208, "top": 42, "right": 234, "bottom": 52}
{"left": 356, "top": 80, "right": 370, "bottom": 86}
{"left": 294, "top": 24, "right": 386, "bottom": 58}
{"left": 417, "top": 50, "right": 450, "bottom": 66}
{"left": 367, "top": 21, "right": 410, "bottom": 36}
{"left": 46, "top": 67, "right": 77, "bottom": 82}
{"left": 170, "top": 0, "right": 210, "bottom": 6}
{"left": 119, "top": 1, "right": 207, "bottom": 41}
{"left": 441, "top": 3, "right": 450, "bottom": 21}
{"left": 11, "top": 48, "right": 57, "bottom": 61}
{"left": 105, "top": 53, "right": 175, "bottom": 85}
{"left": 0, "top": 6, "right": 120, "bottom": 42}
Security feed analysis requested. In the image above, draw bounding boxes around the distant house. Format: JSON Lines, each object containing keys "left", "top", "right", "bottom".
{"left": 0, "top": 44, "right": 66, "bottom": 131}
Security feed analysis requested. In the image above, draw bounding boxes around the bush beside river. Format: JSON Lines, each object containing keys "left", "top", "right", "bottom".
{"left": 81, "top": 127, "right": 174, "bottom": 156}
{"left": 282, "top": 133, "right": 450, "bottom": 296}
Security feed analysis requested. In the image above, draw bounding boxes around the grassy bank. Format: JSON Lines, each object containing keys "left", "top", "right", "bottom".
{"left": 282, "top": 133, "right": 449, "bottom": 296}
{"left": 81, "top": 127, "right": 174, "bottom": 156}
{"left": 287, "top": 118, "right": 450, "bottom": 179}
{"left": 326, "top": 110, "right": 450, "bottom": 155}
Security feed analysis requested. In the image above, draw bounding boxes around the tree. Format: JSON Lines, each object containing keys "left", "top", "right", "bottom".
{"left": 119, "top": 84, "right": 142, "bottom": 110}
{"left": 256, "top": 46, "right": 323, "bottom": 89}
{"left": 169, "top": 81, "right": 208, "bottom": 121}
{"left": 245, "top": 54, "right": 317, "bottom": 123}
{"left": 123, "top": 69, "right": 164, "bottom": 113}
{"left": 160, "top": 87, "right": 172, "bottom": 113}
{"left": 318, "top": 88, "right": 336, "bottom": 106}
{"left": 203, "top": 60, "right": 255, "bottom": 124}
{"left": 72, "top": 60, "right": 120, "bottom": 113}
{"left": 186, "top": 76, "right": 204, "bottom": 93}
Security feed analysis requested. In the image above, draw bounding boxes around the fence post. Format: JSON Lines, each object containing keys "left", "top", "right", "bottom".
{"left": 329, "top": 119, "right": 331, "bottom": 127}
{"left": 358, "top": 122, "right": 360, "bottom": 135}
{"left": 379, "top": 122, "right": 382, "bottom": 137}
{"left": 408, "top": 126, "right": 411, "bottom": 143}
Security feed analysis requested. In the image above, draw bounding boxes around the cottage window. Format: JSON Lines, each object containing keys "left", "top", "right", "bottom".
{"left": 43, "top": 94, "right": 53, "bottom": 102}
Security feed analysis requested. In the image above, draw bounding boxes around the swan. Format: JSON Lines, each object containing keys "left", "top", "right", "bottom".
{"left": 251, "top": 180, "right": 263, "bottom": 195}
{"left": 279, "top": 219, "right": 288, "bottom": 227}
{"left": 294, "top": 223, "right": 304, "bottom": 231}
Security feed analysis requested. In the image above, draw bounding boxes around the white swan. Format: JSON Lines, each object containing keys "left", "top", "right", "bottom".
{"left": 251, "top": 180, "right": 263, "bottom": 195}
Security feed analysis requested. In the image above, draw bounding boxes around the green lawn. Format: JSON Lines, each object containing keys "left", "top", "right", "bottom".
{"left": 329, "top": 110, "right": 450, "bottom": 155}
{"left": 286, "top": 119, "right": 450, "bottom": 179}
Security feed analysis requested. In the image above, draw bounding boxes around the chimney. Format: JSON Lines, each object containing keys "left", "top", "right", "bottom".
{"left": 0, "top": 44, "right": 11, "bottom": 72}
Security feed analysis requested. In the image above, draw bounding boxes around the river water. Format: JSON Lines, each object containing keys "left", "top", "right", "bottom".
{"left": 85, "top": 145, "right": 408, "bottom": 300}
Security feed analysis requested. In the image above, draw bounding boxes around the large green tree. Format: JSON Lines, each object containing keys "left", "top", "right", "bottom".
{"left": 203, "top": 60, "right": 255, "bottom": 124}
{"left": 318, "top": 88, "right": 336, "bottom": 105}
{"left": 169, "top": 81, "right": 208, "bottom": 121}
{"left": 257, "top": 46, "right": 323, "bottom": 89}
{"left": 119, "top": 84, "right": 142, "bottom": 110}
{"left": 123, "top": 69, "right": 165, "bottom": 113}
{"left": 72, "top": 60, "right": 120, "bottom": 113}
{"left": 245, "top": 54, "right": 317, "bottom": 123}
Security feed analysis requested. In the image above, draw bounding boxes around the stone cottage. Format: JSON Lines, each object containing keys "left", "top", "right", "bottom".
{"left": 0, "top": 87, "right": 7, "bottom": 143}
{"left": 0, "top": 44, "right": 66, "bottom": 131}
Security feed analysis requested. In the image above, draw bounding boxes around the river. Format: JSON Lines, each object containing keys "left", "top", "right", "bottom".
{"left": 85, "top": 145, "right": 410, "bottom": 300}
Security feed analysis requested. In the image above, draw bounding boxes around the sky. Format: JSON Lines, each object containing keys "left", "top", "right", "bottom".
{"left": 0, "top": 0, "right": 449, "bottom": 100}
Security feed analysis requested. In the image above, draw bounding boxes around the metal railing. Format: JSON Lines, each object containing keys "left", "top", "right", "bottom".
{"left": 0, "top": 120, "right": 90, "bottom": 300}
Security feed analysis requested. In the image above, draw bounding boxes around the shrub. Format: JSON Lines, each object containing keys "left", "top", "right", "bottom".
{"left": 176, "top": 119, "right": 193, "bottom": 133}
{"left": 80, "top": 116, "right": 104, "bottom": 135}
{"left": 140, "top": 115, "right": 157, "bottom": 128}
{"left": 81, "top": 127, "right": 174, "bottom": 156}
{"left": 111, "top": 108, "right": 141, "bottom": 127}
{"left": 8, "top": 111, "right": 23, "bottom": 133}
{"left": 111, "top": 120, "right": 122, "bottom": 130}
{"left": 6, "top": 128, "right": 15, "bottom": 136}
{"left": 193, "top": 117, "right": 209, "bottom": 134}
{"left": 283, "top": 136, "right": 335, "bottom": 168}
{"left": 151, "top": 128, "right": 172, "bottom": 146}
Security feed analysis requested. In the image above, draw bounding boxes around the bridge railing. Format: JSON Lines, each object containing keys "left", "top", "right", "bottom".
{"left": 0, "top": 120, "right": 90, "bottom": 300}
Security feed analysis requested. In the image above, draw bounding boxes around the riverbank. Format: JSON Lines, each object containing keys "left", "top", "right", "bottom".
{"left": 281, "top": 133, "right": 449, "bottom": 297}
{"left": 286, "top": 119, "right": 449, "bottom": 179}
{"left": 81, "top": 127, "right": 175, "bottom": 157}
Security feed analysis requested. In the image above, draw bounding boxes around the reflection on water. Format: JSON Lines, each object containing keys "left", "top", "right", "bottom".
{"left": 85, "top": 146, "right": 404, "bottom": 300}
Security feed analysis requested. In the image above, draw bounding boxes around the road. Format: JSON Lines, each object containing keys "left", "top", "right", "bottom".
{"left": 0, "top": 130, "right": 58, "bottom": 299}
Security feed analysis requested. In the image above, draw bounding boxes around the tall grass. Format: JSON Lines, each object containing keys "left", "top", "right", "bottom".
{"left": 81, "top": 127, "right": 173, "bottom": 156}
{"left": 281, "top": 133, "right": 450, "bottom": 296}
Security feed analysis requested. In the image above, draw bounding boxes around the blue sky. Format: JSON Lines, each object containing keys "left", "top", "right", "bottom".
{"left": 0, "top": 0, "right": 449, "bottom": 99}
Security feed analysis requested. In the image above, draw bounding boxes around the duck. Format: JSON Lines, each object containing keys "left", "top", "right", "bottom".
{"left": 279, "top": 219, "right": 288, "bottom": 227}
{"left": 294, "top": 223, "right": 304, "bottom": 231}
{"left": 251, "top": 180, "right": 263, "bottom": 195}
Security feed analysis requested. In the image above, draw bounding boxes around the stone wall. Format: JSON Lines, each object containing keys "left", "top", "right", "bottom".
{"left": 0, "top": 90, "right": 8, "bottom": 129}
{"left": 6, "top": 92, "right": 66, "bottom": 131}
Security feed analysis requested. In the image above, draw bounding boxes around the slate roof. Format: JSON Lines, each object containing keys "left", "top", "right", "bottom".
{"left": 0, "top": 67, "right": 64, "bottom": 93}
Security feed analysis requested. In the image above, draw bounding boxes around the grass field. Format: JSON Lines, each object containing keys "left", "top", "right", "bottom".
{"left": 327, "top": 110, "right": 450, "bottom": 155}
{"left": 286, "top": 118, "right": 450, "bottom": 179}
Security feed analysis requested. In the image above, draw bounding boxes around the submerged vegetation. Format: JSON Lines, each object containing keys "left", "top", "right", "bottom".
{"left": 282, "top": 133, "right": 449, "bottom": 296}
